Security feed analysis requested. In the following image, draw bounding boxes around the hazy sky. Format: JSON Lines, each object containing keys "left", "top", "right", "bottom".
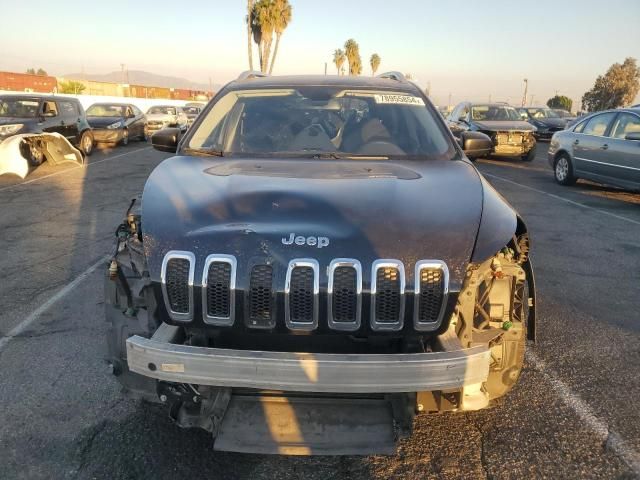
{"left": 3, "top": 0, "right": 639, "bottom": 107}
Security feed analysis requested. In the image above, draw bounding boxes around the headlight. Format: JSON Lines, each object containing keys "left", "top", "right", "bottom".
{"left": 106, "top": 121, "right": 122, "bottom": 129}
{"left": 0, "top": 124, "right": 24, "bottom": 135}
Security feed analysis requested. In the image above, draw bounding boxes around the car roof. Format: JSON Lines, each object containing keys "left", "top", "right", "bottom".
{"left": 226, "top": 74, "right": 422, "bottom": 94}
{"left": 0, "top": 93, "right": 78, "bottom": 102}
{"left": 89, "top": 102, "right": 131, "bottom": 107}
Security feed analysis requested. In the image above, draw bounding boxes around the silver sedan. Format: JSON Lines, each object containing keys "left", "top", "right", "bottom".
{"left": 548, "top": 107, "right": 640, "bottom": 191}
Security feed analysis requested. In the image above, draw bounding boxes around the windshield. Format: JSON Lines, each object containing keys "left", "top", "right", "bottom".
{"left": 552, "top": 109, "right": 572, "bottom": 118}
{"left": 527, "top": 108, "right": 559, "bottom": 119}
{"left": 471, "top": 105, "right": 520, "bottom": 121}
{"left": 87, "top": 104, "right": 125, "bottom": 117}
{"left": 188, "top": 88, "right": 454, "bottom": 159}
{"left": 147, "top": 106, "right": 176, "bottom": 115}
{"left": 183, "top": 107, "right": 200, "bottom": 115}
{"left": 0, "top": 97, "right": 40, "bottom": 118}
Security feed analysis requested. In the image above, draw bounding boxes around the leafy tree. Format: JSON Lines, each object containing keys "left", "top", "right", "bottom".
{"left": 333, "top": 49, "right": 346, "bottom": 75}
{"left": 370, "top": 53, "right": 381, "bottom": 76}
{"left": 26, "top": 68, "right": 47, "bottom": 76}
{"left": 546, "top": 95, "right": 573, "bottom": 112}
{"left": 268, "top": 0, "right": 292, "bottom": 74}
{"left": 582, "top": 57, "right": 640, "bottom": 112}
{"left": 344, "top": 39, "right": 361, "bottom": 76}
{"left": 59, "top": 80, "right": 86, "bottom": 94}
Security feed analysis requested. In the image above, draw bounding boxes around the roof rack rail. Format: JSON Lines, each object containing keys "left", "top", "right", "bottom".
{"left": 236, "top": 70, "right": 269, "bottom": 81}
{"left": 377, "top": 71, "right": 407, "bottom": 82}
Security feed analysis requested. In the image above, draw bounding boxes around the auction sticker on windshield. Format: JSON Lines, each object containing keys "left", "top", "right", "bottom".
{"left": 374, "top": 94, "right": 425, "bottom": 106}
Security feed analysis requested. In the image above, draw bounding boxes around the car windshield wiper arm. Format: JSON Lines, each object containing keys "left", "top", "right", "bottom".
{"left": 182, "top": 147, "right": 224, "bottom": 157}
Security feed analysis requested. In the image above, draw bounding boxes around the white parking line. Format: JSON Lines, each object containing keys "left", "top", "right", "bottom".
{"left": 527, "top": 351, "right": 640, "bottom": 475}
{"left": 0, "top": 146, "right": 151, "bottom": 193}
{"left": 0, "top": 255, "right": 110, "bottom": 353}
{"left": 484, "top": 173, "right": 640, "bottom": 227}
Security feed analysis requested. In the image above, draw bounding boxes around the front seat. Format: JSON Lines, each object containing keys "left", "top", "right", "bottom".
{"left": 342, "top": 118, "right": 392, "bottom": 152}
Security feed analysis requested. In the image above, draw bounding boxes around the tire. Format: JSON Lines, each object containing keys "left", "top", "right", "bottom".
{"left": 140, "top": 127, "right": 149, "bottom": 142}
{"left": 554, "top": 153, "right": 577, "bottom": 186}
{"left": 522, "top": 144, "right": 536, "bottom": 162}
{"left": 28, "top": 142, "right": 45, "bottom": 167}
{"left": 120, "top": 128, "right": 129, "bottom": 146}
{"left": 80, "top": 131, "right": 94, "bottom": 156}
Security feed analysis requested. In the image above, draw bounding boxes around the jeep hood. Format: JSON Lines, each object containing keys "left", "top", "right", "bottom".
{"left": 474, "top": 120, "right": 535, "bottom": 132}
{"left": 141, "top": 156, "right": 487, "bottom": 290}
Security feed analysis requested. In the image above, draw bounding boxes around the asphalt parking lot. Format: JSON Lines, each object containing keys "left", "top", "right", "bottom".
{"left": 0, "top": 143, "right": 639, "bottom": 479}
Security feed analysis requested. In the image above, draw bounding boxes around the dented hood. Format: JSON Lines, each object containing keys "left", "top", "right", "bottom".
{"left": 141, "top": 156, "right": 485, "bottom": 290}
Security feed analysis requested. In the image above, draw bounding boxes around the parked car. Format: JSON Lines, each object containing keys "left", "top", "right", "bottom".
{"left": 86, "top": 103, "right": 146, "bottom": 145}
{"left": 551, "top": 108, "right": 576, "bottom": 123}
{"left": 182, "top": 104, "right": 203, "bottom": 127}
{"left": 548, "top": 107, "right": 640, "bottom": 191}
{"left": 106, "top": 71, "right": 535, "bottom": 455}
{"left": 517, "top": 107, "right": 569, "bottom": 140}
{"left": 0, "top": 94, "right": 93, "bottom": 162}
{"left": 448, "top": 102, "right": 537, "bottom": 161}
{"left": 145, "top": 105, "right": 189, "bottom": 137}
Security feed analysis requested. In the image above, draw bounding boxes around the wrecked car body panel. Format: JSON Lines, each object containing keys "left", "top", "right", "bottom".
{"left": 0, "top": 132, "right": 84, "bottom": 178}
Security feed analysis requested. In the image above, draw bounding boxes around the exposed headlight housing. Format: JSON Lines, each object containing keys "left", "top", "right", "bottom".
{"left": 106, "top": 121, "right": 122, "bottom": 129}
{"left": 0, "top": 124, "right": 24, "bottom": 136}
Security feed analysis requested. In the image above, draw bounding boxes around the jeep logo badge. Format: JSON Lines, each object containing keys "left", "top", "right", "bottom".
{"left": 282, "top": 233, "right": 330, "bottom": 249}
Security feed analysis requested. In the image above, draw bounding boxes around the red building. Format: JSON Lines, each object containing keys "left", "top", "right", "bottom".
{"left": 0, "top": 71, "right": 57, "bottom": 93}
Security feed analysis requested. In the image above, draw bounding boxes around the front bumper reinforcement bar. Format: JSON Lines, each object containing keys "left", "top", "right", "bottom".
{"left": 126, "top": 324, "right": 490, "bottom": 393}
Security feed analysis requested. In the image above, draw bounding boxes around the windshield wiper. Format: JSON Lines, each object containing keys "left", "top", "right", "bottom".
{"left": 182, "top": 147, "right": 224, "bottom": 157}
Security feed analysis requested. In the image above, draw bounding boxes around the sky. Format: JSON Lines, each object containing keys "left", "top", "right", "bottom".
{"left": 2, "top": 0, "right": 639, "bottom": 108}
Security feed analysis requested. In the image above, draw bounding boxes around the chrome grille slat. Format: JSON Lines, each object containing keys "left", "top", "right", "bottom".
{"left": 202, "top": 254, "right": 236, "bottom": 326}
{"left": 370, "top": 260, "right": 405, "bottom": 331}
{"left": 414, "top": 260, "right": 449, "bottom": 331}
{"left": 328, "top": 259, "right": 362, "bottom": 331}
{"left": 285, "top": 259, "right": 319, "bottom": 331}
{"left": 160, "top": 251, "right": 195, "bottom": 322}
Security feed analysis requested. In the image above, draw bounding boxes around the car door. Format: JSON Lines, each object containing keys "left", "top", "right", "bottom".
{"left": 572, "top": 112, "right": 617, "bottom": 177}
{"left": 39, "top": 100, "right": 66, "bottom": 136}
{"left": 58, "top": 100, "right": 80, "bottom": 141}
{"left": 603, "top": 112, "right": 640, "bottom": 186}
{"left": 124, "top": 106, "right": 139, "bottom": 136}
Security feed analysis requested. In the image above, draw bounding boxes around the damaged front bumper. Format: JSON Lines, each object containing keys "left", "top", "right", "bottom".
{"left": 0, "top": 133, "right": 84, "bottom": 178}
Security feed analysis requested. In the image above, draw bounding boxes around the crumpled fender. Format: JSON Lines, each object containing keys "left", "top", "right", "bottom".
{"left": 0, "top": 133, "right": 84, "bottom": 179}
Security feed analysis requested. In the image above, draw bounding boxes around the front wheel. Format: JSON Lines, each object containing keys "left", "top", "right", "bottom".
{"left": 522, "top": 144, "right": 536, "bottom": 162}
{"left": 120, "top": 128, "right": 129, "bottom": 146}
{"left": 80, "top": 131, "right": 94, "bottom": 156}
{"left": 554, "top": 154, "right": 577, "bottom": 186}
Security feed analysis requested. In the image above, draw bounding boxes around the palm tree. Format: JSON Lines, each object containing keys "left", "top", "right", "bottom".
{"left": 252, "top": 0, "right": 277, "bottom": 73}
{"left": 247, "top": 0, "right": 255, "bottom": 70}
{"left": 344, "top": 39, "right": 360, "bottom": 75}
{"left": 268, "top": 0, "right": 292, "bottom": 74}
{"left": 333, "top": 49, "right": 346, "bottom": 75}
{"left": 370, "top": 53, "right": 381, "bottom": 76}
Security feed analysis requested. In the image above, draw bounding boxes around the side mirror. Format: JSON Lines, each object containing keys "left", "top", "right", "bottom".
{"left": 151, "top": 127, "right": 181, "bottom": 153}
{"left": 625, "top": 132, "right": 640, "bottom": 141}
{"left": 461, "top": 131, "right": 493, "bottom": 159}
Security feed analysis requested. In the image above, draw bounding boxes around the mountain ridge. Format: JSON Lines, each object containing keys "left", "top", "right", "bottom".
{"left": 62, "top": 70, "right": 219, "bottom": 91}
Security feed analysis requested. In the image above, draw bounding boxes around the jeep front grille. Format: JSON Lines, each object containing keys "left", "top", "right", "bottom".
{"left": 202, "top": 255, "right": 236, "bottom": 326}
{"left": 158, "top": 252, "right": 449, "bottom": 332}
{"left": 328, "top": 259, "right": 362, "bottom": 331}
{"left": 161, "top": 251, "right": 195, "bottom": 322}
{"left": 370, "top": 260, "right": 405, "bottom": 331}
{"left": 414, "top": 261, "right": 449, "bottom": 331}
{"left": 285, "top": 259, "right": 319, "bottom": 330}
{"left": 248, "top": 264, "right": 274, "bottom": 328}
